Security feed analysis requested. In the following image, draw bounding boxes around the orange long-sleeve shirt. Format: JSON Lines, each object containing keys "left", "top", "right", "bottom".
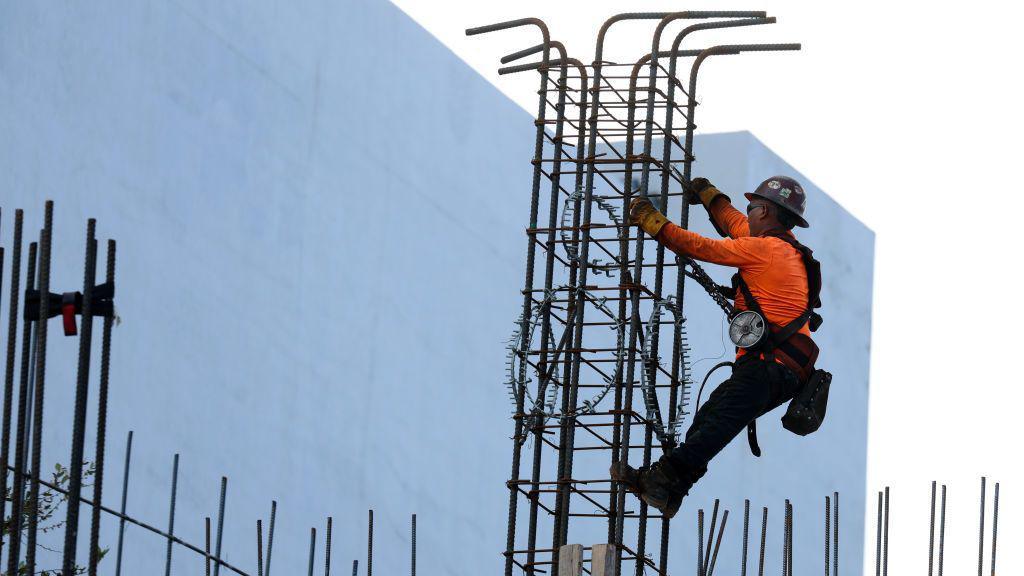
{"left": 657, "top": 200, "right": 811, "bottom": 338}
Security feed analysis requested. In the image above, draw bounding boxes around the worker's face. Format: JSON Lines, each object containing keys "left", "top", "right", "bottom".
{"left": 746, "top": 201, "right": 773, "bottom": 235}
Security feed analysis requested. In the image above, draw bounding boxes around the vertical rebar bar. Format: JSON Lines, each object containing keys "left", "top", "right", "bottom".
{"left": 213, "top": 476, "right": 227, "bottom": 576}
{"left": 990, "top": 482, "right": 998, "bottom": 576}
{"left": 883, "top": 487, "right": 889, "bottom": 576}
{"left": 526, "top": 41, "right": 569, "bottom": 576}
{"left": 783, "top": 500, "right": 790, "bottom": 576}
{"left": 26, "top": 201, "right": 54, "bottom": 576}
{"left": 742, "top": 499, "right": 750, "bottom": 576}
{"left": 368, "top": 509, "right": 374, "bottom": 576}
{"left": 206, "top": 516, "right": 212, "bottom": 576}
{"left": 89, "top": 238, "right": 116, "bottom": 575}
{"left": 758, "top": 507, "right": 767, "bottom": 576}
{"left": 466, "top": 20, "right": 552, "bottom": 576}
{"left": 708, "top": 509, "right": 728, "bottom": 576}
{"left": 308, "top": 527, "right": 317, "bottom": 576}
{"left": 63, "top": 218, "right": 98, "bottom": 576}
{"left": 411, "top": 513, "right": 416, "bottom": 576}
{"left": 704, "top": 499, "right": 720, "bottom": 573}
{"left": 977, "top": 477, "right": 985, "bottom": 576}
{"left": 826, "top": 496, "right": 831, "bottom": 576}
{"left": 697, "top": 509, "right": 705, "bottom": 576}
{"left": 257, "top": 520, "right": 264, "bottom": 576}
{"left": 352, "top": 560, "right": 358, "bottom": 576}
{"left": 929, "top": 481, "right": 936, "bottom": 576}
{"left": 834, "top": 491, "right": 839, "bottom": 576}
{"left": 6, "top": 239, "right": 35, "bottom": 576}
{"left": 783, "top": 502, "right": 789, "bottom": 576}
{"left": 326, "top": 517, "right": 333, "bottom": 576}
{"left": 875, "top": 492, "right": 882, "bottom": 576}
{"left": 0, "top": 211, "right": 21, "bottom": 565}
{"left": 937, "top": 485, "right": 946, "bottom": 576}
{"left": 164, "top": 453, "right": 180, "bottom": 576}
{"left": 266, "top": 500, "right": 277, "bottom": 576}
{"left": 114, "top": 430, "right": 133, "bottom": 576}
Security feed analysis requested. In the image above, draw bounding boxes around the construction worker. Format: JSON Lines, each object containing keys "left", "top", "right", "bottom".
{"left": 611, "top": 175, "right": 822, "bottom": 518}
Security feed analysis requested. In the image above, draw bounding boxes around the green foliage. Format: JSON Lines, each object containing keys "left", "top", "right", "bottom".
{"left": 2, "top": 462, "right": 108, "bottom": 575}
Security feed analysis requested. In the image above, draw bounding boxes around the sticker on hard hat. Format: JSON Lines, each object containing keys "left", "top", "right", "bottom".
{"left": 768, "top": 180, "right": 781, "bottom": 189}
{"left": 779, "top": 188, "right": 792, "bottom": 198}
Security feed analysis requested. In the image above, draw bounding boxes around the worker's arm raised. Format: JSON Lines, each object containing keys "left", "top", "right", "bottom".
{"left": 656, "top": 222, "right": 771, "bottom": 269}
{"left": 629, "top": 197, "right": 769, "bottom": 270}
{"left": 707, "top": 197, "right": 750, "bottom": 238}
{"left": 687, "top": 178, "right": 748, "bottom": 238}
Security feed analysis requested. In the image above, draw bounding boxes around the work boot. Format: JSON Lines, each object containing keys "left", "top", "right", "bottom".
{"left": 609, "top": 459, "right": 687, "bottom": 519}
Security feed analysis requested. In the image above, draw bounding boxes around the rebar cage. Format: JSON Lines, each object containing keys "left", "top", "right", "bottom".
{"left": 468, "top": 12, "right": 803, "bottom": 576}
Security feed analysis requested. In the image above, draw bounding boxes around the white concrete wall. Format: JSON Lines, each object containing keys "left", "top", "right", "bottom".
{"left": 0, "top": 1, "right": 872, "bottom": 575}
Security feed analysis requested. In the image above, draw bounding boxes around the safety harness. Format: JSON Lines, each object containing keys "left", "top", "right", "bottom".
{"left": 687, "top": 232, "right": 832, "bottom": 456}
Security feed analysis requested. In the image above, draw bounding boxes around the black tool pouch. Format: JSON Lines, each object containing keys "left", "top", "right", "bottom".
{"left": 781, "top": 369, "right": 832, "bottom": 436}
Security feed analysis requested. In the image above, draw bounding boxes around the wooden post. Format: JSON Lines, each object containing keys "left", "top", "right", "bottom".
{"left": 591, "top": 544, "right": 618, "bottom": 576}
{"left": 558, "top": 544, "right": 583, "bottom": 576}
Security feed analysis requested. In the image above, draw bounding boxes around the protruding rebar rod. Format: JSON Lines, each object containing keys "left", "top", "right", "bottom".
{"left": 213, "top": 476, "right": 227, "bottom": 576}
{"left": 308, "top": 527, "right": 317, "bottom": 576}
{"left": 758, "top": 507, "right": 767, "bottom": 576}
{"left": 875, "top": 492, "right": 882, "bottom": 576}
{"left": 783, "top": 502, "right": 791, "bottom": 576}
{"left": 352, "top": 560, "right": 358, "bottom": 576}
{"left": 411, "top": 514, "right": 416, "bottom": 576}
{"left": 62, "top": 218, "right": 98, "bottom": 576}
{"left": 0, "top": 210, "right": 22, "bottom": 563}
{"left": 990, "top": 483, "right": 998, "bottom": 576}
{"left": 89, "top": 238, "right": 116, "bottom": 575}
{"left": 6, "top": 238, "right": 34, "bottom": 575}
{"left": 783, "top": 500, "right": 790, "bottom": 576}
{"left": 938, "top": 485, "right": 946, "bottom": 576}
{"left": 266, "top": 500, "right": 277, "bottom": 576}
{"left": 114, "top": 430, "right": 133, "bottom": 576}
{"left": 466, "top": 20, "right": 551, "bottom": 576}
{"left": 26, "top": 201, "right": 54, "bottom": 576}
{"left": 326, "top": 517, "right": 333, "bottom": 576}
{"left": 164, "top": 453, "right": 181, "bottom": 576}
{"left": 826, "top": 496, "right": 831, "bottom": 576}
{"left": 697, "top": 509, "right": 705, "bottom": 576}
{"left": 977, "top": 477, "right": 986, "bottom": 576}
{"left": 742, "top": 499, "right": 750, "bottom": 576}
{"left": 368, "top": 509, "right": 374, "bottom": 576}
{"left": 708, "top": 509, "right": 728, "bottom": 576}
{"left": 929, "top": 481, "right": 936, "bottom": 576}
{"left": 206, "top": 516, "right": 212, "bottom": 576}
{"left": 257, "top": 520, "right": 264, "bottom": 576}
{"left": 883, "top": 487, "right": 889, "bottom": 576}
{"left": 834, "top": 491, "right": 839, "bottom": 576}
{"left": 704, "top": 499, "right": 720, "bottom": 573}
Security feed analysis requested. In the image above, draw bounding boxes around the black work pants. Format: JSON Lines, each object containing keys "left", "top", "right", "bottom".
{"left": 665, "top": 355, "right": 801, "bottom": 487}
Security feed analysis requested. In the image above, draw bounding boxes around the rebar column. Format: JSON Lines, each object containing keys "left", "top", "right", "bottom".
{"left": 0, "top": 211, "right": 22, "bottom": 563}
{"left": 466, "top": 20, "right": 552, "bottom": 576}
{"left": 114, "top": 430, "right": 134, "bottom": 576}
{"left": 977, "top": 477, "right": 986, "bottom": 576}
{"left": 990, "top": 482, "right": 999, "bottom": 576}
{"left": 63, "top": 219, "right": 99, "bottom": 576}
{"left": 164, "top": 453, "right": 180, "bottom": 576}
{"left": 929, "top": 481, "right": 936, "bottom": 576}
{"left": 89, "top": 238, "right": 116, "bottom": 575}
{"left": 25, "top": 201, "right": 54, "bottom": 576}
{"left": 5, "top": 239, "right": 35, "bottom": 575}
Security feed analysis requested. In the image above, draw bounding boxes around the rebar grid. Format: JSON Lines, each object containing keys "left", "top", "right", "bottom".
{"left": 470, "top": 11, "right": 801, "bottom": 576}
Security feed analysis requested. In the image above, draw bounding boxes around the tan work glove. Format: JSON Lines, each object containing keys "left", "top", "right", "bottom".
{"left": 685, "top": 177, "right": 731, "bottom": 237}
{"left": 629, "top": 197, "right": 670, "bottom": 237}
{"left": 685, "top": 177, "right": 729, "bottom": 207}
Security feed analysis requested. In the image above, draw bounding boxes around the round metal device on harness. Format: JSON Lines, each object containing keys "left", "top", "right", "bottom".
{"left": 728, "top": 310, "right": 767, "bottom": 349}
